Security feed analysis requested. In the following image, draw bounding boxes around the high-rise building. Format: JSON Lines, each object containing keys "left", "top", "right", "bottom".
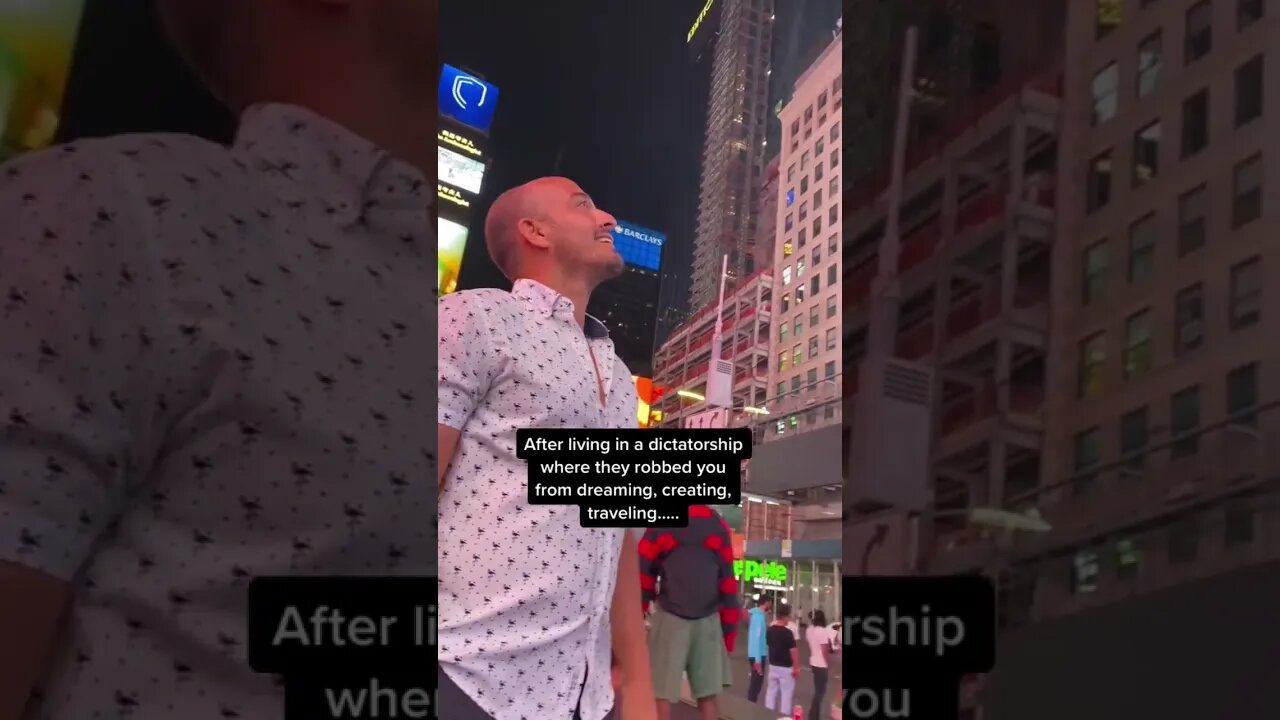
{"left": 687, "top": 0, "right": 776, "bottom": 310}
{"left": 588, "top": 221, "right": 666, "bottom": 376}
{"left": 767, "top": 29, "right": 843, "bottom": 443}
{"left": 980, "top": 3, "right": 1280, "bottom": 718}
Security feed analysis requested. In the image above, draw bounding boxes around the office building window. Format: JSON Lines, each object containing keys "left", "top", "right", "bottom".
{"left": 1088, "top": 150, "right": 1113, "bottom": 211}
{"left": 1167, "top": 515, "right": 1200, "bottom": 562}
{"left": 801, "top": 151, "right": 810, "bottom": 170}
{"left": 781, "top": 292, "right": 790, "bottom": 312}
{"left": 830, "top": 149, "right": 839, "bottom": 167}
{"left": 810, "top": 304, "right": 820, "bottom": 326}
{"left": 1174, "top": 283, "right": 1204, "bottom": 354}
{"left": 777, "top": 351, "right": 788, "bottom": 371}
{"left": 1120, "top": 406, "right": 1150, "bottom": 468}
{"left": 1181, "top": 89, "right": 1209, "bottom": 157}
{"left": 826, "top": 295, "right": 837, "bottom": 319}
{"left": 1230, "top": 257, "right": 1261, "bottom": 329}
{"left": 798, "top": 227, "right": 807, "bottom": 248}
{"left": 1132, "top": 121, "right": 1161, "bottom": 184}
{"left": 1224, "top": 501, "right": 1256, "bottom": 547}
{"left": 807, "top": 368, "right": 818, "bottom": 390}
{"left": 830, "top": 122, "right": 839, "bottom": 141}
{"left": 824, "top": 361, "right": 836, "bottom": 378}
{"left": 1073, "top": 427, "right": 1102, "bottom": 493}
{"left": 1092, "top": 63, "right": 1119, "bottom": 124}
{"left": 782, "top": 266, "right": 792, "bottom": 286}
{"left": 799, "top": 202, "right": 808, "bottom": 221}
{"left": 779, "top": 323, "right": 789, "bottom": 342}
{"left": 800, "top": 175, "right": 809, "bottom": 193}
{"left": 1071, "top": 549, "right": 1100, "bottom": 594}
{"left": 815, "top": 138, "right": 825, "bottom": 156}
{"left": 796, "top": 258, "right": 806, "bottom": 277}
{"left": 814, "top": 163, "right": 824, "bottom": 182}
{"left": 812, "top": 247, "right": 821, "bottom": 265}
{"left": 1185, "top": 1, "right": 1212, "bottom": 64}
{"left": 791, "top": 344, "right": 802, "bottom": 367}
{"left": 1082, "top": 240, "right": 1108, "bottom": 305}
{"left": 1115, "top": 538, "right": 1142, "bottom": 580}
{"left": 791, "top": 376, "right": 801, "bottom": 392}
{"left": 828, "top": 205, "right": 838, "bottom": 225}
{"left": 1235, "top": 55, "right": 1264, "bottom": 126}
{"left": 1178, "top": 184, "right": 1207, "bottom": 255}
{"left": 776, "top": 381, "right": 785, "bottom": 398}
{"left": 813, "top": 189, "right": 823, "bottom": 208}
{"left": 1128, "top": 214, "right": 1155, "bottom": 284}
{"left": 808, "top": 336, "right": 819, "bottom": 359}
{"left": 1171, "top": 385, "right": 1201, "bottom": 458}
{"left": 1124, "top": 309, "right": 1153, "bottom": 379}
{"left": 827, "top": 265, "right": 836, "bottom": 286}
{"left": 784, "top": 214, "right": 793, "bottom": 231}
{"left": 1233, "top": 154, "right": 1263, "bottom": 226}
{"left": 1238, "top": 0, "right": 1264, "bottom": 29}
{"left": 794, "top": 315, "right": 803, "bottom": 336}
{"left": 826, "top": 328, "right": 837, "bottom": 350}
{"left": 1078, "top": 333, "right": 1106, "bottom": 397}
{"left": 811, "top": 217, "right": 822, "bottom": 237}
{"left": 1097, "top": 0, "right": 1122, "bottom": 37}
{"left": 796, "top": 284, "right": 807, "bottom": 304}
{"left": 1137, "top": 31, "right": 1162, "bottom": 96}
{"left": 829, "top": 177, "right": 839, "bottom": 196}
{"left": 1226, "top": 362, "right": 1259, "bottom": 425}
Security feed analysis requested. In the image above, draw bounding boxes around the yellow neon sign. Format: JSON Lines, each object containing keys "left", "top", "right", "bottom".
{"left": 437, "top": 184, "right": 471, "bottom": 208}
{"left": 688, "top": 0, "right": 715, "bottom": 43}
{"left": 437, "top": 129, "right": 482, "bottom": 158}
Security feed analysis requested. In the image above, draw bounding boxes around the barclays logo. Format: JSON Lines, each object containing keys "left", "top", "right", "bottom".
{"left": 614, "top": 225, "right": 665, "bottom": 246}
{"left": 452, "top": 75, "right": 488, "bottom": 110}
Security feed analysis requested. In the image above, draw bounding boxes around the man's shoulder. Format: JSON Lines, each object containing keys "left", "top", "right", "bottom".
{"left": 439, "top": 287, "right": 522, "bottom": 317}
{"left": 2, "top": 132, "right": 246, "bottom": 209}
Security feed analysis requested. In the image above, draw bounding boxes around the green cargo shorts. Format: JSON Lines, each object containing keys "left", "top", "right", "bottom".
{"left": 648, "top": 604, "right": 733, "bottom": 701}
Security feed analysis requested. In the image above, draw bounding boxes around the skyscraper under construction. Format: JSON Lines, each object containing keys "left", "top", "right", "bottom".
{"left": 687, "top": 0, "right": 776, "bottom": 310}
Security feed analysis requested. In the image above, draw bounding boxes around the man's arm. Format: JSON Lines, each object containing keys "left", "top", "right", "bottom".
{"left": 611, "top": 530, "right": 656, "bottom": 719}
{"left": 436, "top": 293, "right": 498, "bottom": 496}
{"left": 636, "top": 528, "right": 664, "bottom": 614}
{"left": 0, "top": 148, "right": 183, "bottom": 718}
{"left": 711, "top": 515, "right": 741, "bottom": 653}
{"left": 0, "top": 564, "right": 68, "bottom": 720}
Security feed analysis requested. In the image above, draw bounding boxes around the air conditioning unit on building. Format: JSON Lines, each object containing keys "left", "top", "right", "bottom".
{"left": 847, "top": 357, "right": 936, "bottom": 512}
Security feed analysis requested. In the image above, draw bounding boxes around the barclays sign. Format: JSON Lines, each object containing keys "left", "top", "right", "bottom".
{"left": 611, "top": 221, "right": 666, "bottom": 272}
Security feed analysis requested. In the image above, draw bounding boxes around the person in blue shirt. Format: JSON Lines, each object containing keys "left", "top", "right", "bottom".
{"left": 746, "top": 596, "right": 773, "bottom": 702}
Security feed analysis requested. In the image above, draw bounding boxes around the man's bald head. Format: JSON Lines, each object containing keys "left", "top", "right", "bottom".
{"left": 483, "top": 178, "right": 563, "bottom": 280}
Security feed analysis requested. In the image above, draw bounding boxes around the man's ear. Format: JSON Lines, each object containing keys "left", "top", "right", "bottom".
{"left": 517, "top": 218, "right": 552, "bottom": 250}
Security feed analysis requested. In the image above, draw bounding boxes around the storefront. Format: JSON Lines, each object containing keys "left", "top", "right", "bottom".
{"left": 735, "top": 539, "right": 841, "bottom": 625}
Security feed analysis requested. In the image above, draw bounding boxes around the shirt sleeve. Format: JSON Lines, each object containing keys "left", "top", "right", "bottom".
{"left": 436, "top": 291, "right": 499, "bottom": 430}
{"left": 636, "top": 528, "right": 666, "bottom": 614}
{"left": 713, "top": 516, "right": 740, "bottom": 653}
{"left": 0, "top": 147, "right": 182, "bottom": 580}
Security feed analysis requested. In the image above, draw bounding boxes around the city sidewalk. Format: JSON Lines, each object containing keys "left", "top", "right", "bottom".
{"left": 676, "top": 631, "right": 841, "bottom": 719}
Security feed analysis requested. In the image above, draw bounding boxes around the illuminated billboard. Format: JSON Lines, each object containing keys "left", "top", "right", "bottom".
{"left": 438, "top": 217, "right": 468, "bottom": 295}
{"left": 0, "top": 0, "right": 85, "bottom": 160}
{"left": 438, "top": 145, "right": 485, "bottom": 194}
{"left": 438, "top": 64, "right": 499, "bottom": 134}
{"left": 611, "top": 221, "right": 665, "bottom": 272}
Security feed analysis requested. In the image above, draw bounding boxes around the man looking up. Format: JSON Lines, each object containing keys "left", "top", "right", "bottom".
{"left": 0, "top": 1, "right": 437, "bottom": 719}
{"left": 438, "top": 177, "right": 656, "bottom": 720}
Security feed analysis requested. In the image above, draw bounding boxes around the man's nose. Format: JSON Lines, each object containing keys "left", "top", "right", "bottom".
{"left": 596, "top": 210, "right": 617, "bottom": 229}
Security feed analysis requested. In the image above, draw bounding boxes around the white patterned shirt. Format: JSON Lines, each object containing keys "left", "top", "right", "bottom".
{"left": 438, "top": 279, "right": 638, "bottom": 720}
{"left": 0, "top": 104, "right": 436, "bottom": 719}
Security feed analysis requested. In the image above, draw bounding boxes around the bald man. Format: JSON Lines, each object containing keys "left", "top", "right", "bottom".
{"left": 0, "top": 1, "right": 436, "bottom": 718}
{"left": 437, "top": 178, "right": 656, "bottom": 720}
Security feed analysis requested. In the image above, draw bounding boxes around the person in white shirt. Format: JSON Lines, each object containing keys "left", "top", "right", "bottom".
{"left": 805, "top": 610, "right": 838, "bottom": 720}
{"left": 437, "top": 177, "right": 656, "bottom": 720}
{"left": 0, "top": 2, "right": 436, "bottom": 719}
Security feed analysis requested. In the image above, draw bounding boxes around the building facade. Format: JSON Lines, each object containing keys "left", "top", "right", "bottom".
{"left": 688, "top": 0, "right": 776, "bottom": 309}
{"left": 768, "top": 30, "right": 843, "bottom": 443}
{"left": 1016, "top": 0, "right": 1278, "bottom": 631}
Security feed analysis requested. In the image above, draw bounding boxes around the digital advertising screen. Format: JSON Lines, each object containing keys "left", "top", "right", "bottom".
{"left": 438, "top": 64, "right": 499, "bottom": 135}
{"left": 0, "top": 0, "right": 85, "bottom": 160}
{"left": 437, "top": 145, "right": 485, "bottom": 195}
{"left": 611, "top": 221, "right": 665, "bottom": 272}
{"left": 438, "top": 217, "right": 468, "bottom": 296}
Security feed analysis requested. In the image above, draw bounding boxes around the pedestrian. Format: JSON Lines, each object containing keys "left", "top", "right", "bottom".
{"left": 638, "top": 505, "right": 740, "bottom": 720}
{"left": 746, "top": 596, "right": 773, "bottom": 702}
{"left": 764, "top": 603, "right": 800, "bottom": 713}
{"left": 806, "top": 609, "right": 837, "bottom": 720}
{"left": 0, "top": 2, "right": 437, "bottom": 718}
{"left": 437, "top": 177, "right": 655, "bottom": 720}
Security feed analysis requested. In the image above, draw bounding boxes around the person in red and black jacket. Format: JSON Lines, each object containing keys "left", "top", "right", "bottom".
{"left": 638, "top": 505, "right": 740, "bottom": 720}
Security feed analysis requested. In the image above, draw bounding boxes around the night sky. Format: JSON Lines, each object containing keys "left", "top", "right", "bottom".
{"left": 440, "top": 0, "right": 708, "bottom": 292}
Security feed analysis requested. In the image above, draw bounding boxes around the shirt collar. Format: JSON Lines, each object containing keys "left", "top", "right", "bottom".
{"left": 511, "top": 279, "right": 611, "bottom": 339}
{"left": 232, "top": 103, "right": 429, "bottom": 228}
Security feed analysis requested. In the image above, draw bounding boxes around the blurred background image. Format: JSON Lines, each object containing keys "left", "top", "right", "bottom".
{"left": 0, "top": 0, "right": 85, "bottom": 159}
